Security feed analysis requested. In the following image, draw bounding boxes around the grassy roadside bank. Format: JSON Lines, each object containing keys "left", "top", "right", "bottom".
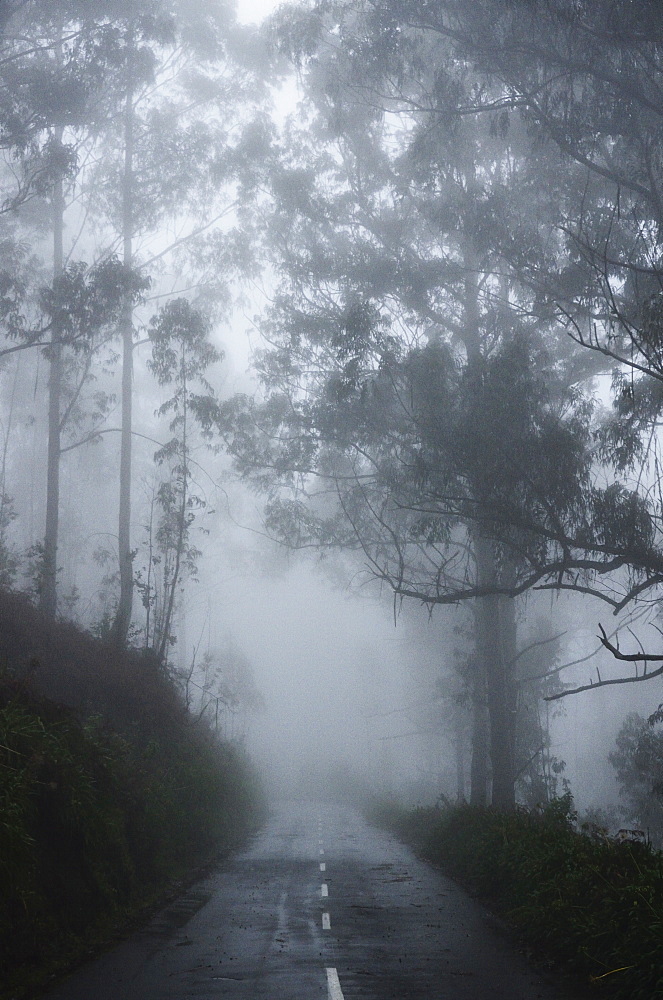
{"left": 0, "top": 681, "right": 265, "bottom": 999}
{"left": 0, "top": 680, "right": 265, "bottom": 999}
{"left": 368, "top": 797, "right": 663, "bottom": 1000}
{"left": 0, "top": 593, "right": 266, "bottom": 1000}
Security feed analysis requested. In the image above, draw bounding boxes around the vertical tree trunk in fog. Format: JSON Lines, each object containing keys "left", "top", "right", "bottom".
{"left": 156, "top": 348, "right": 188, "bottom": 664}
{"left": 460, "top": 224, "right": 517, "bottom": 809}
{"left": 474, "top": 539, "right": 517, "bottom": 810}
{"left": 498, "top": 588, "right": 518, "bottom": 803}
{"left": 113, "top": 46, "right": 134, "bottom": 647}
{"left": 454, "top": 709, "right": 467, "bottom": 802}
{"left": 469, "top": 687, "right": 489, "bottom": 806}
{"left": 41, "top": 127, "right": 64, "bottom": 619}
{"left": 462, "top": 249, "right": 493, "bottom": 809}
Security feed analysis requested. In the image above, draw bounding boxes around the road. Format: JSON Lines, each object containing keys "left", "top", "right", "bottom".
{"left": 44, "top": 800, "right": 581, "bottom": 1000}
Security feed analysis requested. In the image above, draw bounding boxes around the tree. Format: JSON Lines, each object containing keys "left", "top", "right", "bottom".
{"left": 146, "top": 297, "right": 220, "bottom": 663}
{"left": 0, "top": 2, "right": 121, "bottom": 616}
{"left": 40, "top": 253, "right": 146, "bottom": 616}
{"left": 220, "top": 3, "right": 663, "bottom": 805}
{"left": 610, "top": 712, "right": 663, "bottom": 845}
{"left": 265, "top": 1, "right": 663, "bottom": 710}
{"left": 513, "top": 619, "right": 568, "bottom": 806}
{"left": 180, "top": 636, "right": 265, "bottom": 741}
{"left": 0, "top": 2, "right": 271, "bottom": 644}
{"left": 80, "top": 2, "right": 273, "bottom": 646}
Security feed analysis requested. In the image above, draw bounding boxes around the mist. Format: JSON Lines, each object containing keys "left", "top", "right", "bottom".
{"left": 0, "top": 0, "right": 658, "bottom": 834}
{"left": 3, "top": 2, "right": 663, "bottom": 997}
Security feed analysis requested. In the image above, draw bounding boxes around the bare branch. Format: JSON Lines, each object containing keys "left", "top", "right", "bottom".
{"left": 545, "top": 624, "right": 663, "bottom": 700}
{"left": 597, "top": 622, "right": 663, "bottom": 662}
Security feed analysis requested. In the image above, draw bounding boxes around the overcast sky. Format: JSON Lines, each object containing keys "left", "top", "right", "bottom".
{"left": 236, "top": 0, "right": 281, "bottom": 24}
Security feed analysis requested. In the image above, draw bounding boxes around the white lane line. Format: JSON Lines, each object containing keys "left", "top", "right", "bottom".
{"left": 322, "top": 911, "right": 331, "bottom": 930}
{"left": 321, "top": 883, "right": 328, "bottom": 898}
{"left": 320, "top": 862, "right": 326, "bottom": 872}
{"left": 319, "top": 848, "right": 324, "bottom": 855}
{"left": 326, "top": 967, "right": 345, "bottom": 1000}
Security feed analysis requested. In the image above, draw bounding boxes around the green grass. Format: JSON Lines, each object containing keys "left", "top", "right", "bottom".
{"left": 368, "top": 796, "right": 663, "bottom": 999}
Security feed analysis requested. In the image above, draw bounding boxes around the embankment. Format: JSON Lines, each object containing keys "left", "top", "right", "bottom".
{"left": 0, "top": 591, "right": 265, "bottom": 998}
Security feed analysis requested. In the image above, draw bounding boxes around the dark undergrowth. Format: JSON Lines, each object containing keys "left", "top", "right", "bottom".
{"left": 0, "top": 591, "right": 266, "bottom": 999}
{"left": 368, "top": 796, "right": 663, "bottom": 1000}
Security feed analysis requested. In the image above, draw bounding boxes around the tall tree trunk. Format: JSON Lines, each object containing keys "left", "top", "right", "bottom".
{"left": 474, "top": 538, "right": 517, "bottom": 809}
{"left": 156, "top": 357, "right": 188, "bottom": 664}
{"left": 498, "top": 588, "right": 518, "bottom": 803}
{"left": 41, "top": 131, "right": 64, "bottom": 619}
{"left": 469, "top": 684, "right": 489, "bottom": 806}
{"left": 460, "top": 221, "right": 518, "bottom": 809}
{"left": 454, "top": 708, "right": 467, "bottom": 803}
{"left": 113, "top": 48, "right": 134, "bottom": 647}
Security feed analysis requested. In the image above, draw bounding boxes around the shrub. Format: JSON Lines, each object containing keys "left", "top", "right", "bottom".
{"left": 373, "top": 796, "right": 663, "bottom": 999}
{"left": 610, "top": 712, "right": 663, "bottom": 845}
{"left": 0, "top": 593, "right": 266, "bottom": 999}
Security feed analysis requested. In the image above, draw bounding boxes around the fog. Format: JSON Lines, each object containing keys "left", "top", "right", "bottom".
{"left": 3, "top": 0, "right": 663, "bottom": 848}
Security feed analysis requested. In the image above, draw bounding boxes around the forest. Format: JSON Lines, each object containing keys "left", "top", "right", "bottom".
{"left": 3, "top": 0, "right": 663, "bottom": 994}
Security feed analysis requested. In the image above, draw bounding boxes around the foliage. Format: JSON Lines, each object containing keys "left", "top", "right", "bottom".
{"left": 220, "top": 0, "right": 663, "bottom": 617}
{"left": 0, "top": 0, "right": 273, "bottom": 629}
{"left": 0, "top": 588, "right": 265, "bottom": 997}
{"left": 217, "top": 1, "right": 663, "bottom": 807}
{"left": 37, "top": 256, "right": 149, "bottom": 351}
{"left": 513, "top": 619, "right": 569, "bottom": 806}
{"left": 371, "top": 797, "right": 663, "bottom": 999}
{"left": 610, "top": 713, "right": 663, "bottom": 846}
{"left": 142, "top": 299, "right": 221, "bottom": 661}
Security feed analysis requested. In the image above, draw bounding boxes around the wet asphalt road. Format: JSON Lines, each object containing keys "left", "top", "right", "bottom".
{"left": 44, "top": 800, "right": 580, "bottom": 1000}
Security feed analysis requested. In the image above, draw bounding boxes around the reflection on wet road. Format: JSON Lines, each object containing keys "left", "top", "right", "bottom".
{"left": 45, "top": 800, "right": 579, "bottom": 999}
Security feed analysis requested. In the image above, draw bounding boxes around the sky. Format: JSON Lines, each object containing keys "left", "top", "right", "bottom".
{"left": 235, "top": 0, "right": 282, "bottom": 25}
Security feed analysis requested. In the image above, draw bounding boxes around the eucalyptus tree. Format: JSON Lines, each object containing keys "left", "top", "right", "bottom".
{"left": 0, "top": 1, "right": 151, "bottom": 616}
{"left": 335, "top": 0, "right": 663, "bottom": 617}
{"left": 145, "top": 297, "right": 220, "bottom": 663}
{"left": 76, "top": 0, "right": 274, "bottom": 645}
{"left": 0, "top": 1, "right": 273, "bottom": 634}
{"left": 220, "top": 1, "right": 663, "bottom": 805}
{"left": 417, "top": 0, "right": 663, "bottom": 683}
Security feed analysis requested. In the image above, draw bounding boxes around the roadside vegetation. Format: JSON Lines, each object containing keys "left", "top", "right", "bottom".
{"left": 0, "top": 590, "right": 265, "bottom": 1000}
{"left": 369, "top": 797, "right": 663, "bottom": 1000}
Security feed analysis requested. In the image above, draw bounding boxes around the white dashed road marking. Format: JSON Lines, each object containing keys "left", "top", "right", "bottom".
{"left": 326, "top": 967, "right": 345, "bottom": 1000}
{"left": 316, "top": 820, "right": 341, "bottom": 999}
